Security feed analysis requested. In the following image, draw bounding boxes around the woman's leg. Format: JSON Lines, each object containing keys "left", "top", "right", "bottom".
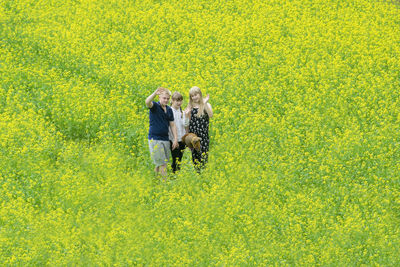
{"left": 200, "top": 150, "right": 208, "bottom": 167}
{"left": 192, "top": 149, "right": 202, "bottom": 173}
{"left": 195, "top": 138, "right": 209, "bottom": 171}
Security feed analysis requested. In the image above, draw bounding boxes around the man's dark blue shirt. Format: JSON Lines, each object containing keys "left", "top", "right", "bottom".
{"left": 148, "top": 101, "right": 174, "bottom": 141}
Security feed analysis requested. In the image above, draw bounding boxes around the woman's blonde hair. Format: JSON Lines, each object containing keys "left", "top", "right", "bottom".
{"left": 188, "top": 86, "right": 206, "bottom": 117}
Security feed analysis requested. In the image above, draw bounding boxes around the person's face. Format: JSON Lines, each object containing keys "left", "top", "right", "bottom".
{"left": 172, "top": 98, "right": 183, "bottom": 108}
{"left": 191, "top": 93, "right": 201, "bottom": 103}
{"left": 159, "top": 93, "right": 170, "bottom": 107}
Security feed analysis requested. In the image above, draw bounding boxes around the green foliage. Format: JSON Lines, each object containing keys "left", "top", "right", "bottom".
{"left": 1, "top": 0, "right": 399, "bottom": 265}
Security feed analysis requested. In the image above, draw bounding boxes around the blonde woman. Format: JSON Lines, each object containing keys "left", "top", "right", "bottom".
{"left": 185, "top": 86, "right": 213, "bottom": 172}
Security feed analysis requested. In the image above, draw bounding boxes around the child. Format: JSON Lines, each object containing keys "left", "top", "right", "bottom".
{"left": 185, "top": 86, "right": 213, "bottom": 172}
{"left": 145, "top": 87, "right": 178, "bottom": 179}
{"left": 168, "top": 92, "right": 187, "bottom": 173}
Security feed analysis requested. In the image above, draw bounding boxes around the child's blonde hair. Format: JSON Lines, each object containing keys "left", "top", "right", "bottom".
{"left": 158, "top": 87, "right": 171, "bottom": 97}
{"left": 188, "top": 86, "right": 206, "bottom": 117}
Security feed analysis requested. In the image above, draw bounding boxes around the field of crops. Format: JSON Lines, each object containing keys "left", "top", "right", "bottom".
{"left": 1, "top": 0, "right": 400, "bottom": 265}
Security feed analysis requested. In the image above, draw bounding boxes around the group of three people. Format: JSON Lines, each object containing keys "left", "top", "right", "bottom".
{"left": 145, "top": 86, "right": 213, "bottom": 178}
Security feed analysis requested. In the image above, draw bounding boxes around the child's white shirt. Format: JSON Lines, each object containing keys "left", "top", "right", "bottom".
{"left": 169, "top": 106, "right": 186, "bottom": 142}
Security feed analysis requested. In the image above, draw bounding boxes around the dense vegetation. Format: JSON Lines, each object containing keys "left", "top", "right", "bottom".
{"left": 1, "top": 0, "right": 399, "bottom": 265}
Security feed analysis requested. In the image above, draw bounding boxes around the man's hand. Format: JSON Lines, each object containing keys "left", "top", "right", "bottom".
{"left": 146, "top": 87, "right": 164, "bottom": 108}
{"left": 155, "top": 87, "right": 164, "bottom": 95}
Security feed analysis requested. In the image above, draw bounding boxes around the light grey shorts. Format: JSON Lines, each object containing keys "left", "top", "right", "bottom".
{"left": 148, "top": 139, "right": 171, "bottom": 167}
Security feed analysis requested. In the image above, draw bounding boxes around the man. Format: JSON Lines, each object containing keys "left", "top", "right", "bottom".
{"left": 145, "top": 87, "right": 178, "bottom": 178}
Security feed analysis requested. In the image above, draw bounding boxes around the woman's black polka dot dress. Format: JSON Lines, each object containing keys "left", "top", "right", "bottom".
{"left": 189, "top": 107, "right": 209, "bottom": 171}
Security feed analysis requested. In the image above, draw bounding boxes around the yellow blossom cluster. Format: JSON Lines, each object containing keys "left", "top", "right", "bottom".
{"left": 1, "top": 0, "right": 400, "bottom": 265}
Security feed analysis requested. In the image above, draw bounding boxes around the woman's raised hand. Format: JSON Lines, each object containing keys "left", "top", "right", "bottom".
{"left": 203, "top": 94, "right": 210, "bottom": 104}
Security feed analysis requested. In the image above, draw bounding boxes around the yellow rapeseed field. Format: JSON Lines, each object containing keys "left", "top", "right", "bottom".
{"left": 1, "top": 0, "right": 399, "bottom": 265}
